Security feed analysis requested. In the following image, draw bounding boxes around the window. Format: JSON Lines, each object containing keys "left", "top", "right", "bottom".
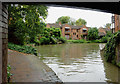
{"left": 83, "top": 30, "right": 87, "bottom": 32}
{"left": 73, "top": 33, "right": 76, "bottom": 35}
{"left": 77, "top": 29, "right": 79, "bottom": 32}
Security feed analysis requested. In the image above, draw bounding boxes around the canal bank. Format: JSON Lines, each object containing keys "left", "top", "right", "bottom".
{"left": 8, "top": 49, "right": 62, "bottom": 82}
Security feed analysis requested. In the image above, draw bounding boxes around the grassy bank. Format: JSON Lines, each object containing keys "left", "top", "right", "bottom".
{"left": 67, "top": 39, "right": 105, "bottom": 43}
{"left": 8, "top": 43, "right": 38, "bottom": 56}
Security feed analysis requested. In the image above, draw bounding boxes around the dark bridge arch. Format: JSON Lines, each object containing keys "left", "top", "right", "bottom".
{"left": 0, "top": 1, "right": 120, "bottom": 83}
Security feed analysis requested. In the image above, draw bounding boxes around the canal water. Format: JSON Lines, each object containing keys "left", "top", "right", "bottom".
{"left": 36, "top": 43, "right": 119, "bottom": 83}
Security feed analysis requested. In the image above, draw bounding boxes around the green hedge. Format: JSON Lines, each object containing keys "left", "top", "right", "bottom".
{"left": 8, "top": 43, "right": 38, "bottom": 56}
{"left": 67, "top": 39, "right": 103, "bottom": 43}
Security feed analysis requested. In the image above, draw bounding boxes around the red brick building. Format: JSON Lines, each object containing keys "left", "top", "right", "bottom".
{"left": 46, "top": 23, "right": 89, "bottom": 40}
{"left": 114, "top": 14, "right": 120, "bottom": 32}
{"left": 98, "top": 27, "right": 111, "bottom": 37}
{"left": 111, "top": 14, "right": 120, "bottom": 33}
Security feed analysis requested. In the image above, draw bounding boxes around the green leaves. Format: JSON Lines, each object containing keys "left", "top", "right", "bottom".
{"left": 76, "top": 18, "right": 87, "bottom": 26}
{"left": 87, "top": 27, "right": 99, "bottom": 40}
{"left": 104, "top": 31, "right": 120, "bottom": 65}
{"left": 8, "top": 4, "right": 48, "bottom": 44}
{"left": 34, "top": 27, "right": 66, "bottom": 45}
{"left": 8, "top": 43, "right": 38, "bottom": 56}
{"left": 7, "top": 64, "right": 12, "bottom": 82}
{"left": 56, "top": 16, "right": 71, "bottom": 24}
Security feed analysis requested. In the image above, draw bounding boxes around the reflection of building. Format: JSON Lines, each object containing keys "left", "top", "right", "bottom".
{"left": 46, "top": 22, "right": 89, "bottom": 40}
{"left": 111, "top": 14, "right": 120, "bottom": 33}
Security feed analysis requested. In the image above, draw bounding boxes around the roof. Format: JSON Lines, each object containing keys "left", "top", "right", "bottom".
{"left": 70, "top": 25, "right": 83, "bottom": 29}
{"left": 47, "top": 23, "right": 61, "bottom": 28}
{"left": 47, "top": 23, "right": 87, "bottom": 29}
{"left": 98, "top": 32, "right": 106, "bottom": 36}
{"left": 99, "top": 27, "right": 111, "bottom": 32}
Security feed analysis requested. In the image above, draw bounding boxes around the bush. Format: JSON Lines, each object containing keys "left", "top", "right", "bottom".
{"left": 58, "top": 37, "right": 67, "bottom": 43}
{"left": 101, "top": 36, "right": 109, "bottom": 43}
{"left": 8, "top": 43, "right": 38, "bottom": 56}
{"left": 40, "top": 37, "right": 50, "bottom": 45}
{"left": 87, "top": 27, "right": 99, "bottom": 40}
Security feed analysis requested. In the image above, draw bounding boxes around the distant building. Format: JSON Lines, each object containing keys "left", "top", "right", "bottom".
{"left": 98, "top": 27, "right": 111, "bottom": 38}
{"left": 46, "top": 22, "right": 89, "bottom": 40}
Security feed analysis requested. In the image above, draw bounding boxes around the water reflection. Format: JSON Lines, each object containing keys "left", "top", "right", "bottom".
{"left": 36, "top": 43, "right": 119, "bottom": 83}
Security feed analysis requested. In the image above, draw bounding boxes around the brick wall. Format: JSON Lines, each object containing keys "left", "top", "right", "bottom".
{"left": 0, "top": 2, "right": 8, "bottom": 83}
{"left": 115, "top": 14, "right": 120, "bottom": 32}
{"left": 116, "top": 42, "right": 120, "bottom": 64}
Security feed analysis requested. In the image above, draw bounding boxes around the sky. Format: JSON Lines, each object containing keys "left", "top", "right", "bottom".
{"left": 45, "top": 6, "right": 113, "bottom": 28}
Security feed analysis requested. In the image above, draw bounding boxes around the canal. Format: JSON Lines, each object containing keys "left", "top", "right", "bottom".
{"left": 35, "top": 43, "right": 119, "bottom": 83}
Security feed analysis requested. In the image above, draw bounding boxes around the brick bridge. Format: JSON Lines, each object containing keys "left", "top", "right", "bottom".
{"left": 0, "top": 1, "right": 120, "bottom": 83}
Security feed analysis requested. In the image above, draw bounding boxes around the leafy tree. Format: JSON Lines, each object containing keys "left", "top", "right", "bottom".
{"left": 56, "top": 16, "right": 71, "bottom": 24}
{"left": 87, "top": 27, "right": 99, "bottom": 40}
{"left": 8, "top": 4, "right": 48, "bottom": 45}
{"left": 68, "top": 18, "right": 76, "bottom": 25}
{"left": 76, "top": 18, "right": 87, "bottom": 26}
{"left": 105, "top": 23, "right": 111, "bottom": 28}
{"left": 34, "top": 27, "right": 65, "bottom": 45}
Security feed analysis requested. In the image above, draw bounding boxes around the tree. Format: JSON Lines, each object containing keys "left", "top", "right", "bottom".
{"left": 68, "top": 18, "right": 76, "bottom": 25}
{"left": 105, "top": 23, "right": 111, "bottom": 28}
{"left": 87, "top": 27, "right": 99, "bottom": 40}
{"left": 76, "top": 18, "right": 87, "bottom": 26}
{"left": 8, "top": 4, "right": 48, "bottom": 45}
{"left": 56, "top": 16, "right": 71, "bottom": 24}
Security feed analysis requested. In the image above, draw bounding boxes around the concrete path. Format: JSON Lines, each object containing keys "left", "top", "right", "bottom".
{"left": 8, "top": 49, "right": 62, "bottom": 82}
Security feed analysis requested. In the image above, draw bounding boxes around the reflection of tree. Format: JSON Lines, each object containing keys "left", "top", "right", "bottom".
{"left": 100, "top": 51, "right": 118, "bottom": 83}
{"left": 36, "top": 44, "right": 100, "bottom": 65}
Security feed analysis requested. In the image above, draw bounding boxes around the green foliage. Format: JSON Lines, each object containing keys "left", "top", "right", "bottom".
{"left": 67, "top": 39, "right": 103, "bottom": 43}
{"left": 117, "top": 62, "right": 120, "bottom": 67}
{"left": 8, "top": 43, "right": 38, "bottom": 56}
{"left": 40, "top": 37, "right": 50, "bottom": 45}
{"left": 34, "top": 27, "right": 66, "bottom": 45}
{"left": 104, "top": 31, "right": 120, "bottom": 65}
{"left": 76, "top": 18, "right": 87, "bottom": 26}
{"left": 7, "top": 64, "right": 12, "bottom": 82}
{"left": 58, "top": 37, "right": 67, "bottom": 43}
{"left": 67, "top": 39, "right": 89, "bottom": 43}
{"left": 8, "top": 4, "right": 48, "bottom": 45}
{"left": 56, "top": 16, "right": 71, "bottom": 24}
{"left": 101, "top": 31, "right": 113, "bottom": 43}
{"left": 87, "top": 27, "right": 99, "bottom": 40}
{"left": 101, "top": 36, "right": 108, "bottom": 43}
{"left": 90, "top": 40, "right": 102, "bottom": 43}
{"left": 104, "top": 23, "right": 111, "bottom": 28}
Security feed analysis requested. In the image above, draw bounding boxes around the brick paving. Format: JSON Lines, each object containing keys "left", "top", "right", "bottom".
{"left": 8, "top": 49, "right": 62, "bottom": 82}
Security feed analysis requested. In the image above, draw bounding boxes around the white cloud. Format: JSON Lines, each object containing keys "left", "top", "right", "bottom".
{"left": 45, "top": 6, "right": 112, "bottom": 28}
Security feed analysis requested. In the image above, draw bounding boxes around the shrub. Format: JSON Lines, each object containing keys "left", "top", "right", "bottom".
{"left": 101, "top": 36, "right": 109, "bottom": 43}
{"left": 58, "top": 37, "right": 67, "bottom": 43}
{"left": 87, "top": 27, "right": 99, "bottom": 40}
{"left": 40, "top": 37, "right": 50, "bottom": 45}
{"left": 8, "top": 43, "right": 38, "bottom": 56}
